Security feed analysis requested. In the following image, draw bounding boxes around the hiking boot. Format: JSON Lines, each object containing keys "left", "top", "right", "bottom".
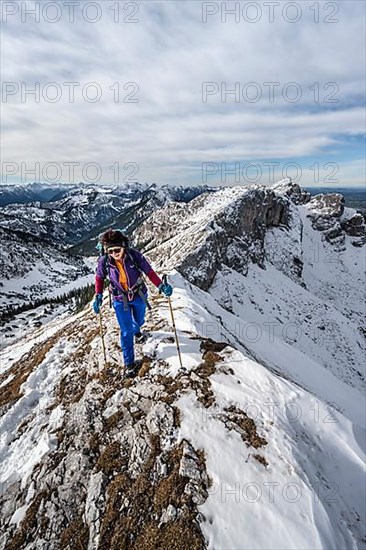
{"left": 124, "top": 364, "right": 137, "bottom": 378}
{"left": 134, "top": 359, "right": 142, "bottom": 371}
{"left": 135, "top": 331, "right": 147, "bottom": 344}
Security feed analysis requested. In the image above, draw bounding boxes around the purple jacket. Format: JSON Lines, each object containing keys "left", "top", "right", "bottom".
{"left": 95, "top": 248, "right": 162, "bottom": 301}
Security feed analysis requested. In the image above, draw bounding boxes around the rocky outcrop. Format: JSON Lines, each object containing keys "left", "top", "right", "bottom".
{"left": 340, "top": 212, "right": 366, "bottom": 246}
{"left": 304, "top": 193, "right": 366, "bottom": 247}
{"left": 181, "top": 188, "right": 291, "bottom": 289}
{"left": 271, "top": 184, "right": 366, "bottom": 246}
{"left": 305, "top": 193, "right": 345, "bottom": 246}
{"left": 271, "top": 178, "right": 311, "bottom": 205}
{"left": 306, "top": 193, "right": 345, "bottom": 218}
{"left": 136, "top": 186, "right": 292, "bottom": 291}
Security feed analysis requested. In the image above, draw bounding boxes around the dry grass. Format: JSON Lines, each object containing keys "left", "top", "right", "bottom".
{"left": 60, "top": 517, "right": 89, "bottom": 550}
{"left": 6, "top": 491, "right": 49, "bottom": 550}
{"left": 98, "top": 440, "right": 207, "bottom": 550}
{"left": 222, "top": 405, "right": 268, "bottom": 449}
{"left": 137, "top": 356, "right": 153, "bottom": 377}
{"left": 104, "top": 410, "right": 125, "bottom": 431}
{"left": 55, "top": 325, "right": 100, "bottom": 406}
{"left": 188, "top": 348, "right": 223, "bottom": 409}
{"left": 252, "top": 454, "right": 269, "bottom": 467}
{"left": 96, "top": 441, "right": 127, "bottom": 477}
{"left": 0, "top": 338, "right": 56, "bottom": 409}
{"left": 56, "top": 370, "right": 88, "bottom": 405}
{"left": 132, "top": 516, "right": 205, "bottom": 550}
{"left": 155, "top": 374, "right": 185, "bottom": 405}
{"left": 199, "top": 339, "right": 228, "bottom": 354}
{"left": 89, "top": 432, "right": 102, "bottom": 454}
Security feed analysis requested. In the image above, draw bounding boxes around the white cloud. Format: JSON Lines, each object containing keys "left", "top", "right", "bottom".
{"left": 1, "top": 0, "right": 365, "bottom": 187}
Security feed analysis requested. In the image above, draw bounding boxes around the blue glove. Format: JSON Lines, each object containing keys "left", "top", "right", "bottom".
{"left": 159, "top": 283, "right": 173, "bottom": 297}
{"left": 93, "top": 293, "right": 103, "bottom": 314}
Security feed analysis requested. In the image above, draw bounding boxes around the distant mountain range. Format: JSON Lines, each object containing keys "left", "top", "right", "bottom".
{"left": 0, "top": 182, "right": 217, "bottom": 312}
{"left": 0, "top": 182, "right": 218, "bottom": 253}
{"left": 0, "top": 182, "right": 74, "bottom": 207}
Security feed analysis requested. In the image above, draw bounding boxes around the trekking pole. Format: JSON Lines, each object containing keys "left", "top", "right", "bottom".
{"left": 162, "top": 275, "right": 184, "bottom": 370}
{"left": 98, "top": 309, "right": 108, "bottom": 367}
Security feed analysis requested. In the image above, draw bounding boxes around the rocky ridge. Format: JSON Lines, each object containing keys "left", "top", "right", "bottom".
{"left": 0, "top": 292, "right": 270, "bottom": 550}
{"left": 134, "top": 179, "right": 365, "bottom": 391}
{"left": 135, "top": 179, "right": 366, "bottom": 291}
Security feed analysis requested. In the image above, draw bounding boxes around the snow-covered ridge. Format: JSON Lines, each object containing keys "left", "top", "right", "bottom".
{"left": 134, "top": 180, "right": 365, "bottom": 392}
{"left": 0, "top": 274, "right": 364, "bottom": 550}
{"left": 135, "top": 181, "right": 301, "bottom": 287}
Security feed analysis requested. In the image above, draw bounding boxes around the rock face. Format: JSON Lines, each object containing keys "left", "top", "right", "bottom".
{"left": 136, "top": 186, "right": 291, "bottom": 290}
{"left": 135, "top": 180, "right": 365, "bottom": 291}
{"left": 340, "top": 212, "right": 366, "bottom": 241}
{"left": 305, "top": 193, "right": 345, "bottom": 243}
{"left": 304, "top": 193, "right": 366, "bottom": 248}
{"left": 306, "top": 193, "right": 345, "bottom": 218}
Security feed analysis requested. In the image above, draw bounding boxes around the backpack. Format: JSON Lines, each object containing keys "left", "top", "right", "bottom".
{"left": 97, "top": 244, "right": 151, "bottom": 310}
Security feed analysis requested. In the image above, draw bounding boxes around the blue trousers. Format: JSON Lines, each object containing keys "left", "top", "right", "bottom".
{"left": 113, "top": 294, "right": 147, "bottom": 366}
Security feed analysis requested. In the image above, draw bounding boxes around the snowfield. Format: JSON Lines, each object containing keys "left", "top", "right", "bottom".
{"left": 0, "top": 270, "right": 364, "bottom": 549}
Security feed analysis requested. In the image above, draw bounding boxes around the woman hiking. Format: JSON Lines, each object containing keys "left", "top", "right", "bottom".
{"left": 93, "top": 229, "right": 172, "bottom": 377}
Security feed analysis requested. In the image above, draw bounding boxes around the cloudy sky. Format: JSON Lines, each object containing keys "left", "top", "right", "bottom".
{"left": 1, "top": 0, "right": 365, "bottom": 188}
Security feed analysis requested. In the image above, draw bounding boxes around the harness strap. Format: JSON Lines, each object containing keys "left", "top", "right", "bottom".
{"left": 121, "top": 293, "right": 129, "bottom": 311}
{"left": 111, "top": 280, "right": 151, "bottom": 310}
{"left": 104, "top": 252, "right": 152, "bottom": 310}
{"left": 138, "top": 288, "right": 152, "bottom": 311}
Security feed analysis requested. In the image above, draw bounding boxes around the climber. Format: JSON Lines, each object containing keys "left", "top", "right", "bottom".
{"left": 92, "top": 229, "right": 172, "bottom": 377}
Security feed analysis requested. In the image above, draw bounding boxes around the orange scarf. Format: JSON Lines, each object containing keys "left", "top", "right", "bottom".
{"left": 115, "top": 259, "right": 128, "bottom": 291}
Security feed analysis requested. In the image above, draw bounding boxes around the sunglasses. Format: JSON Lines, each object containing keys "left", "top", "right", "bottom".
{"left": 107, "top": 247, "right": 124, "bottom": 254}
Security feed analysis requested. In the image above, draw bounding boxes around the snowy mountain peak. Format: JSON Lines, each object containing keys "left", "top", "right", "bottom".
{"left": 134, "top": 180, "right": 365, "bottom": 392}
{"left": 135, "top": 183, "right": 294, "bottom": 288}
{"left": 270, "top": 177, "right": 311, "bottom": 204}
